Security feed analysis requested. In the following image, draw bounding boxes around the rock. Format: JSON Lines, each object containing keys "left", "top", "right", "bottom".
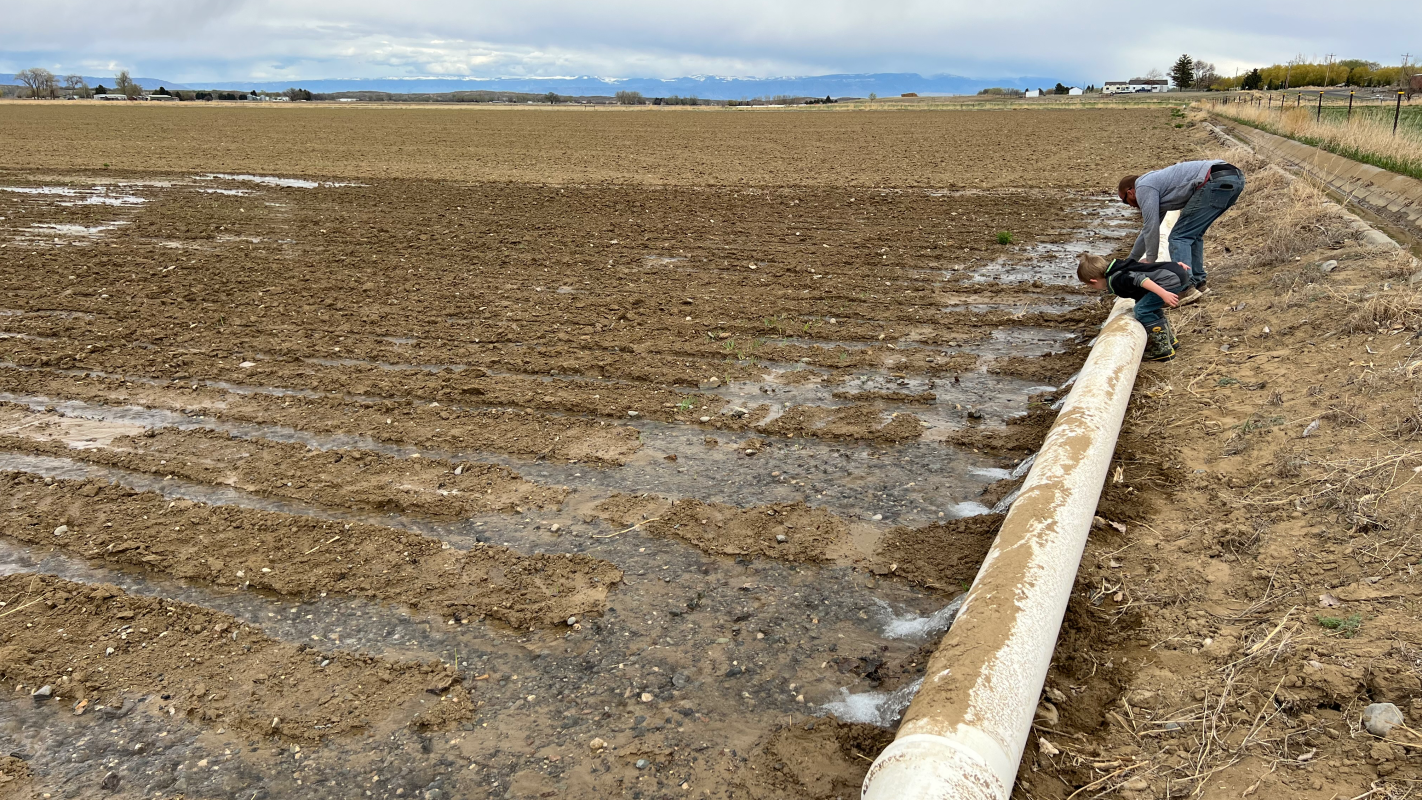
{"left": 566, "top": 616, "right": 578, "bottom": 626}
{"left": 640, "top": 692, "right": 653, "bottom": 703}
{"left": 425, "top": 790, "right": 443, "bottom": 800}
{"left": 724, "top": 666, "right": 744, "bottom": 677}
{"left": 1362, "top": 702, "right": 1404, "bottom": 736}
{"left": 31, "top": 685, "right": 52, "bottom": 700}
{"left": 672, "top": 672, "right": 691, "bottom": 689}
{"left": 871, "top": 514, "right": 882, "bottom": 521}
{"left": 635, "top": 759, "right": 649, "bottom": 770}
{"left": 53, "top": 525, "right": 68, "bottom": 536}
{"left": 699, "top": 378, "right": 721, "bottom": 390}
{"left": 775, "top": 534, "right": 787, "bottom": 543}
{"left": 627, "top": 410, "right": 640, "bottom": 418}
{"left": 729, "top": 407, "right": 748, "bottom": 418}
{"left": 1034, "top": 701, "right": 1058, "bottom": 726}
{"left": 698, "top": 416, "right": 711, "bottom": 423}
{"left": 102, "top": 772, "right": 120, "bottom": 791}
{"left": 1320, "top": 260, "right": 1338, "bottom": 273}
{"left": 588, "top": 737, "right": 607, "bottom": 750}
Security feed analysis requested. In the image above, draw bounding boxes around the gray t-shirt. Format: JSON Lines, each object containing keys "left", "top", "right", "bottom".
{"left": 1128, "top": 159, "right": 1227, "bottom": 262}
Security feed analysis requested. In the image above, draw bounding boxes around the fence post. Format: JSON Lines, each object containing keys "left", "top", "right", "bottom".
{"left": 1348, "top": 90, "right": 1354, "bottom": 121}
{"left": 1397, "top": 91, "right": 1405, "bottom": 136}
{"left": 1317, "top": 91, "right": 1323, "bottom": 122}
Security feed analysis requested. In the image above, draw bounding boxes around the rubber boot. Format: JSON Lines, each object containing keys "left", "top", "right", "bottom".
{"left": 1143, "top": 321, "right": 1176, "bottom": 362}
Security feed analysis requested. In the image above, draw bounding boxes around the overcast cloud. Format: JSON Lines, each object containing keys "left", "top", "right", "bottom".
{"left": 3, "top": 0, "right": 1417, "bottom": 84}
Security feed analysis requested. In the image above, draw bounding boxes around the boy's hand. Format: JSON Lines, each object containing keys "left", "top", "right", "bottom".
{"left": 1159, "top": 289, "right": 1180, "bottom": 307}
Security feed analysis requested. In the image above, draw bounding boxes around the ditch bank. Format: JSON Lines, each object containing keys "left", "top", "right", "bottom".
{"left": 1210, "top": 117, "right": 1422, "bottom": 242}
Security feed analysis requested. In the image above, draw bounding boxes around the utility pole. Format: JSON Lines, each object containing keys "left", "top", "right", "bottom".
{"left": 1324, "top": 53, "right": 1335, "bottom": 86}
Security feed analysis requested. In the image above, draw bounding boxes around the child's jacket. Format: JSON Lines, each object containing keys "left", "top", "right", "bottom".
{"left": 1104, "top": 258, "right": 1190, "bottom": 300}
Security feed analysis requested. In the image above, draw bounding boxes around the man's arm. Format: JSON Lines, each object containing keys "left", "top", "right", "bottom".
{"left": 1127, "top": 186, "right": 1162, "bottom": 262}
{"left": 1140, "top": 278, "right": 1179, "bottom": 307}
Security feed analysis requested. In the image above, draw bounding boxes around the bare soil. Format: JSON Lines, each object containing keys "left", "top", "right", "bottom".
{"left": 0, "top": 105, "right": 1206, "bottom": 799}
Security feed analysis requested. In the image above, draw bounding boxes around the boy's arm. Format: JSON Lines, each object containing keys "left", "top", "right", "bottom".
{"left": 1140, "top": 278, "right": 1179, "bottom": 307}
{"left": 1127, "top": 186, "right": 1162, "bottom": 262}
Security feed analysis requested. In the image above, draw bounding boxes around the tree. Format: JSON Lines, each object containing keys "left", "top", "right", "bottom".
{"left": 544, "top": 91, "right": 561, "bottom": 104}
{"left": 14, "top": 68, "right": 56, "bottom": 98}
{"left": 94, "top": 84, "right": 108, "bottom": 95}
{"left": 614, "top": 90, "right": 644, "bottom": 105}
{"left": 1053, "top": 82, "right": 1070, "bottom": 95}
{"left": 1241, "top": 68, "right": 1263, "bottom": 91}
{"left": 153, "top": 86, "right": 171, "bottom": 96}
{"left": 1169, "top": 55, "right": 1195, "bottom": 90}
{"left": 62, "top": 74, "right": 89, "bottom": 97}
{"left": 868, "top": 92, "right": 877, "bottom": 101}
{"left": 1144, "top": 68, "right": 1164, "bottom": 81}
{"left": 1191, "top": 60, "right": 1219, "bottom": 91}
{"left": 115, "top": 70, "right": 139, "bottom": 98}
{"left": 284, "top": 87, "right": 313, "bottom": 101}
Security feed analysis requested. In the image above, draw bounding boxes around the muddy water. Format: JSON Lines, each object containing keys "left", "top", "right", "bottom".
{"left": 0, "top": 465, "right": 954, "bottom": 799}
{"left": 0, "top": 392, "right": 1012, "bottom": 525}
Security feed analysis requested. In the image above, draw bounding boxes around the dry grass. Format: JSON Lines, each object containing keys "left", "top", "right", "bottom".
{"left": 1211, "top": 103, "right": 1422, "bottom": 180}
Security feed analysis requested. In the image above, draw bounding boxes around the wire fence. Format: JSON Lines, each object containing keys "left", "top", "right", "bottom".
{"left": 1206, "top": 89, "right": 1419, "bottom": 136}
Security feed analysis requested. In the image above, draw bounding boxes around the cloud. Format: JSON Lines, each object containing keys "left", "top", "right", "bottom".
{"left": 2, "top": 0, "right": 1416, "bottom": 84}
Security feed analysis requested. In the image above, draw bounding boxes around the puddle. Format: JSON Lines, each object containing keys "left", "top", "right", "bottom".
{"left": 193, "top": 187, "right": 254, "bottom": 196}
{"left": 698, "top": 367, "right": 1056, "bottom": 440}
{"left": 0, "top": 185, "right": 147, "bottom": 207}
{"left": 196, "top": 174, "right": 366, "bottom": 189}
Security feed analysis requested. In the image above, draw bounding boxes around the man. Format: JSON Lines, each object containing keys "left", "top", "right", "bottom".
{"left": 1118, "top": 159, "right": 1245, "bottom": 303}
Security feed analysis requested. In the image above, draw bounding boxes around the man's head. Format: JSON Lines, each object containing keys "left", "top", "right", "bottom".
{"left": 1117, "top": 175, "right": 1139, "bottom": 208}
{"left": 1077, "top": 253, "right": 1110, "bottom": 291}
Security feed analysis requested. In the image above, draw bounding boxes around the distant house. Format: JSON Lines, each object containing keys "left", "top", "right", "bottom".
{"left": 1067, "top": 87, "right": 1084, "bottom": 96}
{"left": 147, "top": 94, "right": 176, "bottom": 101}
{"left": 900, "top": 92, "right": 918, "bottom": 97}
{"left": 94, "top": 94, "right": 129, "bottom": 101}
{"left": 1024, "top": 89, "right": 1041, "bottom": 98}
{"left": 1103, "top": 79, "right": 1169, "bottom": 94}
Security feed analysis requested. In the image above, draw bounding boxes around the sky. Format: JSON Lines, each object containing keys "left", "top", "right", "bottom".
{"left": 2, "top": 0, "right": 1417, "bottom": 85}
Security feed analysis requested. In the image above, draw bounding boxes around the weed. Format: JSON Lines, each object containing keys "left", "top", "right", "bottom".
{"left": 1217, "top": 376, "right": 1240, "bottom": 387}
{"left": 1315, "top": 613, "right": 1364, "bottom": 638}
{"left": 996, "top": 231, "right": 1014, "bottom": 245}
{"left": 675, "top": 398, "right": 695, "bottom": 412}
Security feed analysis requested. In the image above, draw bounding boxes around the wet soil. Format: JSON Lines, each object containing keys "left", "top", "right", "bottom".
{"left": 0, "top": 574, "right": 473, "bottom": 743}
{"left": 0, "top": 106, "right": 1197, "bottom": 799}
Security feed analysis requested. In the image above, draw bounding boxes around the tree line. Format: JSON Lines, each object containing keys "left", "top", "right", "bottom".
{"left": 1214, "top": 58, "right": 1416, "bottom": 91}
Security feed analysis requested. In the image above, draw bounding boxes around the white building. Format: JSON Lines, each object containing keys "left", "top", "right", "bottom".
{"left": 1067, "top": 87, "right": 1084, "bottom": 96}
{"left": 1024, "top": 89, "right": 1041, "bottom": 98}
{"left": 1103, "top": 79, "right": 1169, "bottom": 94}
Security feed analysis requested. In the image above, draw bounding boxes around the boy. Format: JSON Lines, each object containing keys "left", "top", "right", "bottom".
{"left": 1076, "top": 253, "right": 1191, "bottom": 362}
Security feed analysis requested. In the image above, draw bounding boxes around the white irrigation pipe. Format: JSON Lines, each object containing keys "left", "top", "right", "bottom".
{"left": 860, "top": 217, "right": 1166, "bottom": 800}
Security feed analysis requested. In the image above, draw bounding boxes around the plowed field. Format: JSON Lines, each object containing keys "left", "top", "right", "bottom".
{"left": 0, "top": 104, "right": 1193, "bottom": 799}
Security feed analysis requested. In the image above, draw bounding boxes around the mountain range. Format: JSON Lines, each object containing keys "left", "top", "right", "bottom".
{"left": 75, "top": 72, "right": 1073, "bottom": 99}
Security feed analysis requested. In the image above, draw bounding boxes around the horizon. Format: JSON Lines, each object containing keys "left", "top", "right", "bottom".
{"left": 3, "top": 1, "right": 1415, "bottom": 93}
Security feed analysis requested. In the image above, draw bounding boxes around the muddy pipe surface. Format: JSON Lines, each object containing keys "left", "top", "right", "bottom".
{"left": 861, "top": 296, "right": 1147, "bottom": 800}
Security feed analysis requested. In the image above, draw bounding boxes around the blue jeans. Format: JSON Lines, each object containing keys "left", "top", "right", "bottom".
{"left": 1134, "top": 291, "right": 1167, "bottom": 329}
{"left": 1168, "top": 170, "right": 1245, "bottom": 287}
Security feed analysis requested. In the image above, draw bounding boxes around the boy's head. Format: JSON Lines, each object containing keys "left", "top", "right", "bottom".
{"left": 1076, "top": 253, "right": 1110, "bottom": 291}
